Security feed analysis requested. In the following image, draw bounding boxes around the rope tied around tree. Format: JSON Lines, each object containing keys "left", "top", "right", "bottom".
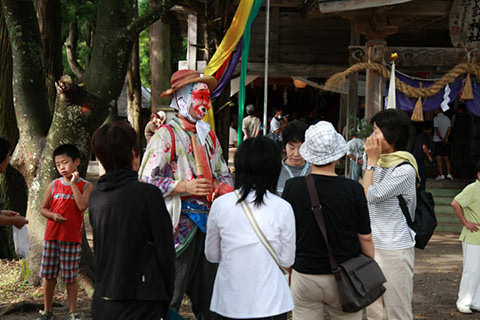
{"left": 324, "top": 62, "right": 480, "bottom": 98}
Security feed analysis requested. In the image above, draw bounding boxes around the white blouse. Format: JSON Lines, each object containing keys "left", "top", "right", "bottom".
{"left": 205, "top": 190, "right": 295, "bottom": 318}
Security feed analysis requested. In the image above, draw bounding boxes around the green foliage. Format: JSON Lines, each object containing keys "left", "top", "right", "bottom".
{"left": 139, "top": 29, "right": 151, "bottom": 88}
{"left": 60, "top": 0, "right": 97, "bottom": 80}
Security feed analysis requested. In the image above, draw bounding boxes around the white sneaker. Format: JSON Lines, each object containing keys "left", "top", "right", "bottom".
{"left": 457, "top": 305, "right": 472, "bottom": 314}
{"left": 435, "top": 175, "right": 445, "bottom": 180}
{"left": 446, "top": 174, "right": 454, "bottom": 180}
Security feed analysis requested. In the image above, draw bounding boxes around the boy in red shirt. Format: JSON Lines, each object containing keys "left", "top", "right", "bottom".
{"left": 37, "top": 144, "right": 93, "bottom": 320}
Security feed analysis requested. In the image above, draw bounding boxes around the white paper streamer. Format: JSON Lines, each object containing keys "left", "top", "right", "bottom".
{"left": 386, "top": 62, "right": 396, "bottom": 109}
{"left": 440, "top": 84, "right": 451, "bottom": 112}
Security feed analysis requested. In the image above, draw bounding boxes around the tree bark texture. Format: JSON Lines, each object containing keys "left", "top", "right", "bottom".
{"left": 127, "top": 40, "right": 143, "bottom": 149}
{"left": 150, "top": 0, "right": 171, "bottom": 109}
{"left": 81, "top": 0, "right": 135, "bottom": 107}
{"left": 127, "top": 1, "right": 143, "bottom": 151}
{"left": 1, "top": 0, "right": 51, "bottom": 186}
{"left": 36, "top": 0, "right": 63, "bottom": 113}
{"left": 65, "top": 18, "right": 85, "bottom": 79}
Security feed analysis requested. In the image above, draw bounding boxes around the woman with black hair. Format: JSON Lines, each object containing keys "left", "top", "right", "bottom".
{"left": 205, "top": 136, "right": 295, "bottom": 320}
{"left": 362, "top": 109, "right": 418, "bottom": 320}
{"left": 276, "top": 121, "right": 311, "bottom": 194}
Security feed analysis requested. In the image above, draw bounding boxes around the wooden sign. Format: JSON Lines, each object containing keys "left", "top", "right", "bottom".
{"left": 450, "top": 0, "right": 480, "bottom": 48}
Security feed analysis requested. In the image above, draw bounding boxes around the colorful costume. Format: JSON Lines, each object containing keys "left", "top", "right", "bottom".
{"left": 139, "top": 70, "right": 233, "bottom": 319}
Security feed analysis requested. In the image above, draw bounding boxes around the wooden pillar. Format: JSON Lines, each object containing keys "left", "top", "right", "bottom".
{"left": 343, "top": 22, "right": 360, "bottom": 137}
{"left": 365, "top": 40, "right": 386, "bottom": 120}
{"left": 187, "top": 14, "right": 197, "bottom": 71}
{"left": 150, "top": 5, "right": 171, "bottom": 109}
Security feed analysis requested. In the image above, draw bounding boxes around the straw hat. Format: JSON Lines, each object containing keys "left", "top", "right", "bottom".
{"left": 299, "top": 121, "right": 347, "bottom": 166}
{"left": 160, "top": 70, "right": 217, "bottom": 97}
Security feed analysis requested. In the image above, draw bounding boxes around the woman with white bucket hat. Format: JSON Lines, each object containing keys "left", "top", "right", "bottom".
{"left": 282, "top": 121, "right": 374, "bottom": 320}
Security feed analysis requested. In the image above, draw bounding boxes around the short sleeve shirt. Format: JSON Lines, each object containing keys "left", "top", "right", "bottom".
{"left": 242, "top": 116, "right": 261, "bottom": 139}
{"left": 282, "top": 174, "right": 371, "bottom": 274}
{"left": 456, "top": 180, "right": 480, "bottom": 244}
{"left": 433, "top": 113, "right": 451, "bottom": 142}
{"left": 270, "top": 117, "right": 281, "bottom": 133}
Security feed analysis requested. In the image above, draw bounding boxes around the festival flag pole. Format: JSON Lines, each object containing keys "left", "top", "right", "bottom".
{"left": 263, "top": 0, "right": 270, "bottom": 135}
{"left": 237, "top": 0, "right": 264, "bottom": 144}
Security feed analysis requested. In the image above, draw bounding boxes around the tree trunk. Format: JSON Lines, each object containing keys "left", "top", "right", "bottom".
{"left": 3, "top": 0, "right": 169, "bottom": 285}
{"left": 36, "top": 0, "right": 63, "bottom": 113}
{"left": 127, "top": 1, "right": 143, "bottom": 151}
{"left": 81, "top": 0, "right": 134, "bottom": 106}
{"left": 0, "top": 11, "right": 24, "bottom": 259}
{"left": 1, "top": 0, "right": 51, "bottom": 186}
{"left": 150, "top": 0, "right": 171, "bottom": 109}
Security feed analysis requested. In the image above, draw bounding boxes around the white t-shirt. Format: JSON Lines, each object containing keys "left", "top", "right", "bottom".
{"left": 229, "top": 126, "right": 237, "bottom": 146}
{"left": 347, "top": 137, "right": 364, "bottom": 160}
{"left": 205, "top": 191, "right": 295, "bottom": 318}
{"left": 270, "top": 117, "right": 281, "bottom": 133}
{"left": 433, "top": 113, "right": 451, "bottom": 142}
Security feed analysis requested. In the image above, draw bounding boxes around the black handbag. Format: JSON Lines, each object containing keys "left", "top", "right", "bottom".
{"left": 305, "top": 174, "right": 386, "bottom": 313}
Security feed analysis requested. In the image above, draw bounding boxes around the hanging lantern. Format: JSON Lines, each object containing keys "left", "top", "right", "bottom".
{"left": 293, "top": 78, "right": 307, "bottom": 88}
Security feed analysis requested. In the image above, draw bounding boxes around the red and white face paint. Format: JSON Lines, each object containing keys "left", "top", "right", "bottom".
{"left": 190, "top": 83, "right": 211, "bottom": 120}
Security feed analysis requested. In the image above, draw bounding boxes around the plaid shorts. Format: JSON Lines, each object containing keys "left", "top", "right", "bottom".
{"left": 39, "top": 240, "right": 81, "bottom": 283}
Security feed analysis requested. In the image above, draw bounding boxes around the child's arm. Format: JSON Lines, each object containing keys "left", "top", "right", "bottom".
{"left": 40, "top": 182, "right": 67, "bottom": 223}
{"left": 69, "top": 171, "right": 92, "bottom": 212}
{"left": 451, "top": 199, "right": 478, "bottom": 232}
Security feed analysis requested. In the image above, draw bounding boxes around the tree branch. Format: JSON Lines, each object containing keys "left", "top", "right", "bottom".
{"left": 125, "top": 1, "right": 173, "bottom": 39}
{"left": 65, "top": 18, "right": 84, "bottom": 79}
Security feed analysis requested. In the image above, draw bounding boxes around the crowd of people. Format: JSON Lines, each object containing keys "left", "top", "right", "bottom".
{"left": 1, "top": 69, "right": 479, "bottom": 320}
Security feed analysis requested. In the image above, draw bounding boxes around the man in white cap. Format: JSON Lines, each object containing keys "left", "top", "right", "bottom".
{"left": 139, "top": 69, "right": 233, "bottom": 319}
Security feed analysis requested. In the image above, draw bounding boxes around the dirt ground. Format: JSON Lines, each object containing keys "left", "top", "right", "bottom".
{"left": 0, "top": 232, "right": 475, "bottom": 319}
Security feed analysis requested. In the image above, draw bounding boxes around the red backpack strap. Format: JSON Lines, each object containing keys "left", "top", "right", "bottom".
{"left": 208, "top": 130, "right": 218, "bottom": 149}
{"left": 160, "top": 124, "right": 176, "bottom": 163}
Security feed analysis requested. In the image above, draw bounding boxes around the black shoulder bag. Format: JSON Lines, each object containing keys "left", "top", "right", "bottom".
{"left": 305, "top": 174, "right": 386, "bottom": 313}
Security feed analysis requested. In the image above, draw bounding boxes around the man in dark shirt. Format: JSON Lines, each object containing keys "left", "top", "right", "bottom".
{"left": 411, "top": 121, "right": 433, "bottom": 191}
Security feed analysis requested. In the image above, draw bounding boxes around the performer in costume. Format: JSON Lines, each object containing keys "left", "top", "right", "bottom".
{"left": 139, "top": 70, "right": 233, "bottom": 319}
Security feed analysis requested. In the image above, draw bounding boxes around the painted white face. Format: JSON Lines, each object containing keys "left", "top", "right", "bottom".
{"left": 189, "top": 82, "right": 211, "bottom": 120}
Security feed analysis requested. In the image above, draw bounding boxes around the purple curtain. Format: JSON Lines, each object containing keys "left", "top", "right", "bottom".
{"left": 464, "top": 81, "right": 480, "bottom": 116}
{"left": 386, "top": 72, "right": 463, "bottom": 112}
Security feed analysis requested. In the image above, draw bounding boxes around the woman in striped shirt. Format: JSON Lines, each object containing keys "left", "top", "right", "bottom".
{"left": 362, "top": 109, "right": 419, "bottom": 320}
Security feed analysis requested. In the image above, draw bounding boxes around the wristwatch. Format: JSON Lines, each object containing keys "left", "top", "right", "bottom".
{"left": 365, "top": 165, "right": 375, "bottom": 171}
